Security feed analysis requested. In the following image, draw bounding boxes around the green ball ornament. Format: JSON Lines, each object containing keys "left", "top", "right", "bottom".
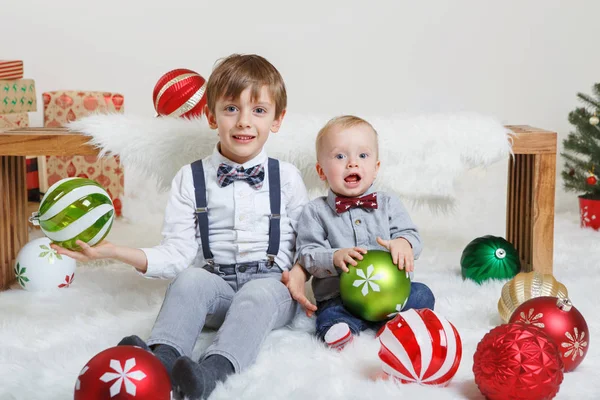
{"left": 339, "top": 250, "right": 411, "bottom": 322}
{"left": 460, "top": 235, "right": 520, "bottom": 284}
{"left": 29, "top": 177, "right": 115, "bottom": 251}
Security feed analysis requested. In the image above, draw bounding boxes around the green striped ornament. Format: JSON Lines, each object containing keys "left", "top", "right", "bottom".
{"left": 460, "top": 235, "right": 520, "bottom": 284}
{"left": 35, "top": 177, "right": 115, "bottom": 250}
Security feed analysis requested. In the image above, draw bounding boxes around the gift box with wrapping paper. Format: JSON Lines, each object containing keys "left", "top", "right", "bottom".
{"left": 41, "top": 91, "right": 124, "bottom": 216}
{"left": 0, "top": 112, "right": 38, "bottom": 200}
{"left": 26, "top": 157, "right": 40, "bottom": 202}
{"left": 0, "top": 79, "right": 37, "bottom": 114}
{"left": 0, "top": 112, "right": 29, "bottom": 129}
{"left": 0, "top": 60, "right": 24, "bottom": 80}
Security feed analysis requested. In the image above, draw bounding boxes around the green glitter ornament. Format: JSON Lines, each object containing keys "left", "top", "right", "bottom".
{"left": 339, "top": 250, "right": 411, "bottom": 322}
{"left": 460, "top": 235, "right": 520, "bottom": 284}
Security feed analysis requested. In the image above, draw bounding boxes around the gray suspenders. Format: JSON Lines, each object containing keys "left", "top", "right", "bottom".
{"left": 191, "top": 158, "right": 281, "bottom": 266}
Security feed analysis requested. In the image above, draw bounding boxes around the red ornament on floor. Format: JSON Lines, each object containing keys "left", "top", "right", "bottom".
{"left": 473, "top": 323, "right": 563, "bottom": 400}
{"left": 153, "top": 68, "right": 207, "bottom": 118}
{"left": 509, "top": 296, "right": 589, "bottom": 372}
{"left": 74, "top": 345, "right": 171, "bottom": 400}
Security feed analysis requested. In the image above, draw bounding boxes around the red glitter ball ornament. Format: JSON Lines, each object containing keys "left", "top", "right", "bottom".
{"left": 473, "top": 323, "right": 563, "bottom": 400}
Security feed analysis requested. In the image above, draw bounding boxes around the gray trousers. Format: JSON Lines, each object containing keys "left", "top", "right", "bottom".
{"left": 146, "top": 261, "right": 297, "bottom": 373}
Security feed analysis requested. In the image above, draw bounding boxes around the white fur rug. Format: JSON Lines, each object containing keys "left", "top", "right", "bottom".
{"left": 68, "top": 112, "right": 512, "bottom": 208}
{"left": 1, "top": 203, "right": 598, "bottom": 399}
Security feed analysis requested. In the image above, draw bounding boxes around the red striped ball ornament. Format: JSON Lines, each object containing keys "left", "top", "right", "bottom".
{"left": 378, "top": 308, "right": 462, "bottom": 386}
{"left": 153, "top": 69, "right": 207, "bottom": 118}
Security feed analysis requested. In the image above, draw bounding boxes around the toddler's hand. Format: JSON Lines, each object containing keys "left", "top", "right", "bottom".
{"left": 281, "top": 264, "right": 317, "bottom": 317}
{"left": 50, "top": 240, "right": 116, "bottom": 262}
{"left": 333, "top": 247, "right": 367, "bottom": 273}
{"left": 376, "top": 237, "right": 414, "bottom": 272}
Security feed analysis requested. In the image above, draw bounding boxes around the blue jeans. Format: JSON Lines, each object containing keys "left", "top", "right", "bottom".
{"left": 146, "top": 261, "right": 297, "bottom": 373}
{"left": 314, "top": 281, "right": 435, "bottom": 341}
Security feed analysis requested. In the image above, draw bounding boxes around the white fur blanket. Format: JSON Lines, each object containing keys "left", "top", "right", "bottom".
{"left": 3, "top": 212, "right": 598, "bottom": 399}
{"left": 68, "top": 113, "right": 512, "bottom": 208}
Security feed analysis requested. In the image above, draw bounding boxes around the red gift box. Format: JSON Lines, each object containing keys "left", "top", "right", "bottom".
{"left": 26, "top": 157, "right": 40, "bottom": 202}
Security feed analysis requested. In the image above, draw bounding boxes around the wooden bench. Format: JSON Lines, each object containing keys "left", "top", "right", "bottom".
{"left": 0, "top": 128, "right": 99, "bottom": 290}
{"left": 505, "top": 126, "right": 557, "bottom": 275}
{"left": 0, "top": 126, "right": 557, "bottom": 290}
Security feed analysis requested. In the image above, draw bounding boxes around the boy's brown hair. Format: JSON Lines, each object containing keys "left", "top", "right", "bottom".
{"left": 206, "top": 54, "right": 287, "bottom": 118}
{"left": 315, "top": 115, "right": 379, "bottom": 160}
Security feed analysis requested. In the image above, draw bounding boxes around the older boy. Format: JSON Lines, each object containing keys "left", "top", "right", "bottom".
{"left": 54, "top": 54, "right": 308, "bottom": 400}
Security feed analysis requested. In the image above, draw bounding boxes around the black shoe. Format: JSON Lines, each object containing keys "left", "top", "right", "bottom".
{"left": 117, "top": 334, "right": 150, "bottom": 351}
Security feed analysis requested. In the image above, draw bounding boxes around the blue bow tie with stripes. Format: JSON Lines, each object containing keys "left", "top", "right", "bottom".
{"left": 217, "top": 163, "right": 265, "bottom": 189}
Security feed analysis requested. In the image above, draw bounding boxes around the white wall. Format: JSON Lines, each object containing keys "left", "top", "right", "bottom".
{"left": 3, "top": 0, "right": 599, "bottom": 219}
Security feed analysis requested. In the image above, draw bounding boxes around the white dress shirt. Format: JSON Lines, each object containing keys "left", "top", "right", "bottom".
{"left": 141, "top": 146, "right": 309, "bottom": 279}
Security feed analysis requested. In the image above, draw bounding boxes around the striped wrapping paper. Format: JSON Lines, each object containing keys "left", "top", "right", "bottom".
{"left": 0, "top": 60, "right": 24, "bottom": 80}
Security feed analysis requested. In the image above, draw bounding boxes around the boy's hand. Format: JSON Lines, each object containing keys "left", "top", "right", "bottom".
{"left": 333, "top": 247, "right": 367, "bottom": 273}
{"left": 281, "top": 264, "right": 317, "bottom": 317}
{"left": 376, "top": 237, "right": 414, "bottom": 272}
{"left": 50, "top": 240, "right": 116, "bottom": 262}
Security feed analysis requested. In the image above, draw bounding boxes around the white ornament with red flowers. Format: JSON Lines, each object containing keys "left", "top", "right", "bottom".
{"left": 14, "top": 237, "right": 76, "bottom": 291}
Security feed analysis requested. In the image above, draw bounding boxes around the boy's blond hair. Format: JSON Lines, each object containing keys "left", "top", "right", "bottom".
{"left": 206, "top": 54, "right": 287, "bottom": 118}
{"left": 315, "top": 115, "right": 379, "bottom": 160}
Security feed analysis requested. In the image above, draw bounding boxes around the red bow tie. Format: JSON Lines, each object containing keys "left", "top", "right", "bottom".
{"left": 335, "top": 193, "right": 378, "bottom": 213}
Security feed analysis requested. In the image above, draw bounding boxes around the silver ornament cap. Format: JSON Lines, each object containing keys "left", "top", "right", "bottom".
{"left": 556, "top": 296, "right": 572, "bottom": 312}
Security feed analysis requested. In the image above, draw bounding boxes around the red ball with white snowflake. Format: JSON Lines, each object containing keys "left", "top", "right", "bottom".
{"left": 74, "top": 345, "right": 171, "bottom": 399}
{"left": 378, "top": 308, "right": 462, "bottom": 386}
{"left": 509, "top": 296, "right": 589, "bottom": 372}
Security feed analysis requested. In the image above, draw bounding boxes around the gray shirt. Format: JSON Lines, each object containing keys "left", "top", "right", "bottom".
{"left": 296, "top": 188, "right": 422, "bottom": 302}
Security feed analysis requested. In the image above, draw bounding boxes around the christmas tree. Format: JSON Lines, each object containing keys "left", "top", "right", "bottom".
{"left": 561, "top": 83, "right": 600, "bottom": 200}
